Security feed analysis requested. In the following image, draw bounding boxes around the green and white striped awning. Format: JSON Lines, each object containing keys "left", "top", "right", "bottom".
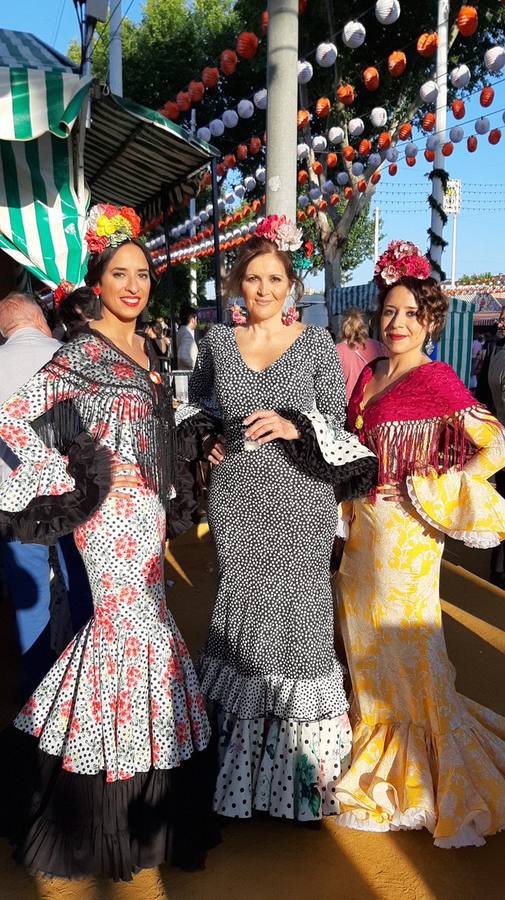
{"left": 0, "top": 67, "right": 91, "bottom": 141}
{"left": 439, "top": 297, "right": 476, "bottom": 388}
{"left": 0, "top": 28, "right": 76, "bottom": 73}
{"left": 329, "top": 281, "right": 377, "bottom": 316}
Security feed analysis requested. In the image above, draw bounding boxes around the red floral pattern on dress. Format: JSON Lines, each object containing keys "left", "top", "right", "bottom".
{"left": 115, "top": 495, "right": 135, "bottom": 518}
{"left": 120, "top": 585, "right": 139, "bottom": 606}
{"left": 115, "top": 534, "right": 138, "bottom": 560}
{"left": 142, "top": 553, "right": 163, "bottom": 587}
{"left": 113, "top": 362, "right": 135, "bottom": 380}
{"left": 83, "top": 341, "right": 103, "bottom": 362}
{"left": 4, "top": 397, "right": 30, "bottom": 418}
{"left": 0, "top": 423, "right": 29, "bottom": 449}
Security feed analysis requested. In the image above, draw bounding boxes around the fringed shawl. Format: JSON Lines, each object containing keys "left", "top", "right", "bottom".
{"left": 348, "top": 360, "right": 484, "bottom": 486}
{"left": 33, "top": 329, "right": 176, "bottom": 507}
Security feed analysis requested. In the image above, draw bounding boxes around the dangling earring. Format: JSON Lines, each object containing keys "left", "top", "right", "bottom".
{"left": 230, "top": 303, "right": 248, "bottom": 325}
{"left": 425, "top": 331, "right": 434, "bottom": 355}
{"left": 92, "top": 285, "right": 102, "bottom": 320}
{"left": 281, "top": 298, "right": 299, "bottom": 327}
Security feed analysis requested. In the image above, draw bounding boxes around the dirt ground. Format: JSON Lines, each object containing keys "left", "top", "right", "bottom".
{"left": 0, "top": 524, "right": 504, "bottom": 900}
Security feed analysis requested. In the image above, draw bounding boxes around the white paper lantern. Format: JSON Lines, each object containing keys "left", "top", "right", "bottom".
{"left": 224, "top": 191, "right": 235, "bottom": 205}
{"left": 254, "top": 89, "right": 268, "bottom": 110}
{"left": 249, "top": 222, "right": 258, "bottom": 233}
{"left": 385, "top": 147, "right": 398, "bottom": 162}
{"left": 351, "top": 162, "right": 364, "bottom": 176}
{"left": 244, "top": 176, "right": 257, "bottom": 192}
{"left": 217, "top": 198, "right": 226, "bottom": 210}
{"left": 237, "top": 99, "right": 254, "bottom": 119}
{"left": 375, "top": 0, "right": 401, "bottom": 26}
{"left": 196, "top": 126, "right": 211, "bottom": 142}
{"left": 484, "top": 46, "right": 505, "bottom": 74}
{"left": 241, "top": 224, "right": 249, "bottom": 236}
{"left": 234, "top": 184, "right": 246, "bottom": 199}
{"left": 192, "top": 215, "right": 201, "bottom": 226}
{"left": 222, "top": 109, "right": 239, "bottom": 129}
{"left": 232, "top": 228, "right": 241, "bottom": 239}
{"left": 426, "top": 135, "right": 439, "bottom": 151}
{"left": 309, "top": 186, "right": 322, "bottom": 200}
{"left": 312, "top": 135, "right": 327, "bottom": 152}
{"left": 419, "top": 80, "right": 438, "bottom": 104}
{"left": 315, "top": 42, "right": 338, "bottom": 67}
{"left": 337, "top": 171, "right": 349, "bottom": 186}
{"left": 449, "top": 126, "right": 464, "bottom": 143}
{"left": 370, "top": 107, "right": 388, "bottom": 128}
{"left": 475, "top": 117, "right": 490, "bottom": 135}
{"left": 209, "top": 118, "right": 224, "bottom": 137}
{"left": 328, "top": 126, "right": 344, "bottom": 144}
{"left": 200, "top": 211, "right": 209, "bottom": 223}
{"left": 342, "top": 21, "right": 366, "bottom": 49}
{"left": 323, "top": 180, "right": 336, "bottom": 194}
{"left": 405, "top": 142, "right": 418, "bottom": 157}
{"left": 206, "top": 203, "right": 213, "bottom": 215}
{"left": 368, "top": 152, "right": 382, "bottom": 168}
{"left": 298, "top": 195, "right": 310, "bottom": 209}
{"left": 256, "top": 166, "right": 266, "bottom": 183}
{"left": 450, "top": 64, "right": 471, "bottom": 89}
{"left": 297, "top": 60, "right": 313, "bottom": 84}
{"left": 348, "top": 117, "right": 365, "bottom": 138}
{"left": 297, "top": 143, "right": 310, "bottom": 160}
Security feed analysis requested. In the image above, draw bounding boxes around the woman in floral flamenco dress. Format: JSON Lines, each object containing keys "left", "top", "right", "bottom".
{"left": 0, "top": 205, "right": 211, "bottom": 880}
{"left": 335, "top": 240, "right": 505, "bottom": 847}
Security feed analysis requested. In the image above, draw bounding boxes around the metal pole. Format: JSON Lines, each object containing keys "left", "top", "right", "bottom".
{"left": 189, "top": 109, "right": 198, "bottom": 307}
{"left": 451, "top": 214, "right": 457, "bottom": 287}
{"left": 75, "top": 9, "right": 95, "bottom": 206}
{"left": 374, "top": 206, "right": 380, "bottom": 263}
{"left": 109, "top": 0, "right": 123, "bottom": 97}
{"left": 161, "top": 184, "right": 178, "bottom": 367}
{"left": 429, "top": 0, "right": 449, "bottom": 280}
{"left": 265, "top": 0, "right": 299, "bottom": 220}
{"left": 210, "top": 157, "right": 223, "bottom": 323}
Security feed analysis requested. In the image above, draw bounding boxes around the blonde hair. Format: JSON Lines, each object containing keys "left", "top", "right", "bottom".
{"left": 340, "top": 308, "right": 369, "bottom": 350}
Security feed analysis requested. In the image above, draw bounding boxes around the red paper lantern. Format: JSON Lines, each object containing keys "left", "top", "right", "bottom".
{"left": 417, "top": 32, "right": 438, "bottom": 58}
{"left": 359, "top": 139, "right": 372, "bottom": 157}
{"left": 236, "top": 144, "right": 248, "bottom": 161}
{"left": 489, "top": 128, "right": 502, "bottom": 145}
{"left": 316, "top": 97, "right": 331, "bottom": 118}
{"left": 422, "top": 112, "right": 436, "bottom": 132}
{"left": 388, "top": 51, "right": 407, "bottom": 77}
{"left": 480, "top": 86, "right": 495, "bottom": 108}
{"left": 378, "top": 131, "right": 392, "bottom": 150}
{"left": 424, "top": 149, "right": 436, "bottom": 162}
{"left": 363, "top": 67, "right": 380, "bottom": 91}
{"left": 343, "top": 145, "right": 355, "bottom": 162}
{"left": 442, "top": 142, "right": 454, "bottom": 157}
{"left": 399, "top": 123, "right": 412, "bottom": 141}
{"left": 251, "top": 199, "right": 261, "bottom": 212}
{"left": 467, "top": 135, "right": 478, "bottom": 152}
{"left": 202, "top": 66, "right": 219, "bottom": 88}
{"left": 188, "top": 80, "right": 205, "bottom": 103}
{"left": 371, "top": 172, "right": 381, "bottom": 185}
{"left": 452, "top": 99, "right": 465, "bottom": 119}
{"left": 216, "top": 163, "right": 226, "bottom": 177}
{"left": 297, "top": 170, "right": 309, "bottom": 185}
{"left": 220, "top": 49, "right": 238, "bottom": 76}
{"left": 337, "top": 84, "right": 355, "bottom": 107}
{"left": 176, "top": 91, "right": 191, "bottom": 112}
{"left": 406, "top": 156, "right": 417, "bottom": 167}
{"left": 236, "top": 32, "right": 259, "bottom": 59}
{"left": 330, "top": 193, "right": 340, "bottom": 205}
{"left": 261, "top": 12, "right": 269, "bottom": 36}
{"left": 327, "top": 152, "right": 338, "bottom": 169}
{"left": 249, "top": 136, "right": 262, "bottom": 155}
{"left": 161, "top": 101, "right": 179, "bottom": 121}
{"left": 223, "top": 154, "right": 236, "bottom": 169}
{"left": 312, "top": 160, "right": 324, "bottom": 175}
{"left": 344, "top": 187, "right": 353, "bottom": 200}
{"left": 319, "top": 199, "right": 328, "bottom": 211}
{"left": 457, "top": 6, "right": 478, "bottom": 38}
{"left": 297, "top": 109, "right": 310, "bottom": 128}
{"left": 357, "top": 179, "right": 367, "bottom": 193}
{"left": 307, "top": 204, "right": 316, "bottom": 217}
{"left": 297, "top": 210, "right": 306, "bottom": 222}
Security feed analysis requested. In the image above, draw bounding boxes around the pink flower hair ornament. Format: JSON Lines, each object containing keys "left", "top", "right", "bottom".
{"left": 374, "top": 240, "right": 432, "bottom": 291}
{"left": 255, "top": 215, "right": 303, "bottom": 252}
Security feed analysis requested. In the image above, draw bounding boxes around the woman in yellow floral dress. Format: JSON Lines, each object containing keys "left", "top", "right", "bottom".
{"left": 335, "top": 241, "right": 505, "bottom": 847}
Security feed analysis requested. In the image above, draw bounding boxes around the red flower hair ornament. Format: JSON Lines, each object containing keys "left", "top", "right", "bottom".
{"left": 374, "top": 240, "right": 432, "bottom": 291}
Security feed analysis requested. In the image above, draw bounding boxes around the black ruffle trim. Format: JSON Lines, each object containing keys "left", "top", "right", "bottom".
{"left": 278, "top": 410, "right": 378, "bottom": 502}
{"left": 168, "top": 411, "right": 221, "bottom": 539}
{"left": 0, "top": 432, "right": 112, "bottom": 545}
{"left": 0, "top": 726, "right": 219, "bottom": 882}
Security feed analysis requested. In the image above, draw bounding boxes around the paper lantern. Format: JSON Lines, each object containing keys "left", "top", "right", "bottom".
{"left": 388, "top": 51, "right": 407, "bottom": 77}
{"left": 312, "top": 161, "right": 324, "bottom": 175}
{"left": 357, "top": 179, "right": 367, "bottom": 193}
{"left": 298, "top": 170, "right": 309, "bottom": 186}
{"left": 256, "top": 166, "right": 266, "bottom": 183}
{"left": 222, "top": 109, "right": 239, "bottom": 128}
{"left": 378, "top": 131, "right": 392, "bottom": 150}
{"left": 375, "top": 0, "right": 401, "bottom": 26}
{"left": 327, "top": 152, "right": 338, "bottom": 168}
{"left": 244, "top": 176, "right": 256, "bottom": 192}
{"left": 297, "top": 142, "right": 309, "bottom": 159}
{"left": 467, "top": 135, "right": 477, "bottom": 152}
{"left": 330, "top": 193, "right": 340, "bottom": 206}
{"left": 352, "top": 162, "right": 364, "bottom": 176}
{"left": 450, "top": 64, "right": 471, "bottom": 88}
{"left": 237, "top": 144, "right": 248, "bottom": 161}
{"left": 450, "top": 126, "right": 464, "bottom": 143}
{"left": 406, "top": 156, "right": 416, "bottom": 167}
{"left": 398, "top": 122, "right": 412, "bottom": 141}
{"left": 452, "top": 99, "right": 465, "bottom": 119}
{"left": 337, "top": 172, "right": 350, "bottom": 186}
{"left": 323, "top": 180, "right": 336, "bottom": 194}
{"left": 216, "top": 163, "right": 226, "bottom": 177}
{"left": 209, "top": 118, "right": 225, "bottom": 137}
{"left": 344, "top": 187, "right": 354, "bottom": 200}
{"left": 442, "top": 142, "right": 453, "bottom": 157}
{"left": 424, "top": 149, "right": 435, "bottom": 162}
{"left": 176, "top": 91, "right": 191, "bottom": 111}
{"left": 261, "top": 11, "right": 269, "bottom": 36}
{"left": 370, "top": 107, "right": 388, "bottom": 128}
{"left": 489, "top": 129, "right": 502, "bottom": 145}
{"left": 254, "top": 89, "right": 268, "bottom": 110}
{"left": 419, "top": 81, "right": 438, "bottom": 103}
{"left": 328, "top": 126, "right": 344, "bottom": 144}
{"left": 188, "top": 80, "right": 205, "bottom": 103}
{"left": 363, "top": 67, "right": 380, "bottom": 91}
{"left": 388, "top": 163, "right": 398, "bottom": 175}
{"left": 342, "top": 21, "right": 366, "bottom": 49}
{"left": 337, "top": 84, "right": 355, "bottom": 106}
{"left": 369, "top": 153, "right": 382, "bottom": 168}
{"left": 297, "top": 210, "right": 306, "bottom": 222}
{"left": 312, "top": 135, "right": 327, "bottom": 152}
{"left": 417, "top": 32, "right": 438, "bottom": 58}
{"left": 359, "top": 139, "right": 372, "bottom": 157}
{"left": 249, "top": 136, "right": 262, "bottom": 155}
{"left": 220, "top": 49, "right": 238, "bottom": 75}
{"left": 422, "top": 112, "right": 436, "bottom": 132}
{"left": 316, "top": 42, "right": 338, "bottom": 67}
{"left": 196, "top": 126, "right": 211, "bottom": 142}
{"left": 237, "top": 99, "right": 254, "bottom": 119}
{"left": 405, "top": 142, "right": 418, "bottom": 157}
{"left": 386, "top": 147, "right": 399, "bottom": 162}
{"left": 202, "top": 66, "right": 219, "bottom": 88}
{"left": 457, "top": 6, "right": 478, "bottom": 38}
{"left": 298, "top": 193, "right": 309, "bottom": 207}
{"left": 426, "top": 135, "right": 439, "bottom": 151}
{"left": 343, "top": 146, "right": 355, "bottom": 162}
{"left": 371, "top": 172, "right": 381, "bottom": 185}
{"left": 307, "top": 205, "right": 316, "bottom": 217}
{"left": 236, "top": 32, "right": 259, "bottom": 59}
{"left": 297, "top": 109, "right": 310, "bottom": 128}
{"left": 480, "top": 87, "right": 494, "bottom": 108}
{"left": 319, "top": 199, "right": 328, "bottom": 213}
{"left": 234, "top": 185, "right": 245, "bottom": 199}
{"left": 309, "top": 186, "right": 322, "bottom": 200}
{"left": 297, "top": 60, "right": 313, "bottom": 84}
{"left": 348, "top": 118, "right": 365, "bottom": 138}
{"left": 484, "top": 46, "right": 505, "bottom": 74}
{"left": 316, "top": 97, "right": 331, "bottom": 118}
{"left": 475, "top": 116, "right": 490, "bottom": 134}
{"left": 162, "top": 101, "right": 179, "bottom": 121}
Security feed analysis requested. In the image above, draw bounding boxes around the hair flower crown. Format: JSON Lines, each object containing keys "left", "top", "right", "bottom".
{"left": 255, "top": 215, "right": 303, "bottom": 253}
{"left": 85, "top": 203, "right": 141, "bottom": 255}
{"left": 374, "top": 240, "right": 432, "bottom": 290}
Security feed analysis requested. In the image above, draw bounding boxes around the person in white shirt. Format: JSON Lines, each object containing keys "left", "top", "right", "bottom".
{"left": 0, "top": 293, "right": 91, "bottom": 699}
{"left": 176, "top": 305, "right": 198, "bottom": 370}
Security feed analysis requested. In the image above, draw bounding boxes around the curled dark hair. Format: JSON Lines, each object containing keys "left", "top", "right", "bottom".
{"left": 85, "top": 237, "right": 158, "bottom": 299}
{"left": 224, "top": 236, "right": 304, "bottom": 304}
{"left": 59, "top": 286, "right": 98, "bottom": 337}
{"left": 377, "top": 276, "right": 448, "bottom": 340}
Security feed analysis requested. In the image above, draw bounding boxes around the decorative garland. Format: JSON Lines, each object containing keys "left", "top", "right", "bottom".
{"left": 426, "top": 167, "right": 450, "bottom": 280}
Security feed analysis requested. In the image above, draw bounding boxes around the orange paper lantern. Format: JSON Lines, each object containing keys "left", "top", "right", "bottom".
{"left": 424, "top": 149, "right": 436, "bottom": 162}
{"left": 176, "top": 91, "right": 191, "bottom": 111}
{"left": 422, "top": 112, "right": 436, "bottom": 132}
{"left": 337, "top": 84, "right": 355, "bottom": 107}
{"left": 457, "top": 6, "right": 478, "bottom": 38}
{"left": 203, "top": 171, "right": 212, "bottom": 186}
{"left": 467, "top": 135, "right": 477, "bottom": 152}
{"left": 489, "top": 128, "right": 502, "bottom": 145}
{"left": 236, "top": 31, "right": 259, "bottom": 59}
{"left": 358, "top": 139, "right": 372, "bottom": 157}
{"left": 316, "top": 97, "right": 331, "bottom": 118}
{"left": 188, "top": 80, "right": 205, "bottom": 103}
{"left": 202, "top": 66, "right": 219, "bottom": 88}
{"left": 223, "top": 154, "right": 236, "bottom": 169}
{"left": 417, "top": 32, "right": 438, "bottom": 58}
{"left": 442, "top": 142, "right": 454, "bottom": 157}
{"left": 319, "top": 199, "right": 328, "bottom": 212}
{"left": 388, "top": 51, "right": 407, "bottom": 77}
{"left": 388, "top": 163, "right": 398, "bottom": 176}
{"left": 330, "top": 193, "right": 340, "bottom": 205}
{"left": 162, "top": 101, "right": 179, "bottom": 121}
{"left": 249, "top": 136, "right": 262, "bottom": 154}
{"left": 363, "top": 67, "right": 380, "bottom": 91}
{"left": 261, "top": 12, "right": 269, "bottom": 36}
{"left": 343, "top": 145, "right": 355, "bottom": 162}
{"left": 312, "top": 160, "right": 324, "bottom": 175}
{"left": 220, "top": 49, "right": 238, "bottom": 76}
{"left": 357, "top": 179, "right": 367, "bottom": 193}
{"left": 327, "top": 152, "right": 338, "bottom": 169}
{"left": 236, "top": 144, "right": 248, "bottom": 161}
{"left": 307, "top": 204, "right": 316, "bottom": 217}
{"left": 371, "top": 172, "right": 381, "bottom": 185}
{"left": 406, "top": 156, "right": 416, "bottom": 167}
{"left": 480, "top": 86, "right": 495, "bottom": 108}
{"left": 297, "top": 109, "right": 310, "bottom": 128}
{"left": 452, "top": 99, "right": 466, "bottom": 120}
{"left": 378, "top": 131, "right": 392, "bottom": 150}
{"left": 251, "top": 199, "right": 262, "bottom": 212}
{"left": 216, "top": 163, "right": 226, "bottom": 177}
{"left": 398, "top": 123, "right": 412, "bottom": 141}
{"left": 344, "top": 187, "right": 353, "bottom": 200}
{"left": 297, "top": 170, "right": 309, "bottom": 185}
{"left": 297, "top": 210, "right": 306, "bottom": 222}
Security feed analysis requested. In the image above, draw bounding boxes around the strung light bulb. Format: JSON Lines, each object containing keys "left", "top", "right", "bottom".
{"left": 234, "top": 184, "right": 246, "bottom": 199}
{"left": 309, "top": 186, "right": 322, "bottom": 200}
{"left": 426, "top": 135, "right": 439, "bottom": 151}
{"left": 323, "top": 179, "right": 336, "bottom": 194}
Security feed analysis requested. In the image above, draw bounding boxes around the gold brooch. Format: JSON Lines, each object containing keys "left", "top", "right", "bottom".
{"left": 355, "top": 414, "right": 364, "bottom": 430}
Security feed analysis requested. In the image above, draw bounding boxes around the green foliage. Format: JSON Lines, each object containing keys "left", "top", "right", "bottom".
{"left": 341, "top": 206, "right": 378, "bottom": 284}
{"left": 458, "top": 272, "right": 501, "bottom": 285}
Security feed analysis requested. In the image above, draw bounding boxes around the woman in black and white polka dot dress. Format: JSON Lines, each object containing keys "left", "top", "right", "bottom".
{"left": 177, "top": 231, "right": 377, "bottom": 821}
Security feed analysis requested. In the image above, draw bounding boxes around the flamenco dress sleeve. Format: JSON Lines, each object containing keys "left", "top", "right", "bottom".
{"left": 407, "top": 408, "right": 505, "bottom": 549}
{"left": 279, "top": 328, "right": 378, "bottom": 501}
{"left": 0, "top": 344, "right": 111, "bottom": 544}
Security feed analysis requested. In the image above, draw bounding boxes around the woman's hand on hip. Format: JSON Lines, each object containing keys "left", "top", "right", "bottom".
{"left": 243, "top": 410, "right": 300, "bottom": 444}
{"left": 109, "top": 461, "right": 144, "bottom": 498}
{"left": 207, "top": 436, "right": 225, "bottom": 467}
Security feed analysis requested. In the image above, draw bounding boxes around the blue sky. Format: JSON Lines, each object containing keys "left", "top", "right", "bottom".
{"left": 2, "top": 1, "right": 505, "bottom": 288}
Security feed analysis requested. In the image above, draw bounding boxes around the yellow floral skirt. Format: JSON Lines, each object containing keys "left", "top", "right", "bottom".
{"left": 335, "top": 496, "right": 505, "bottom": 847}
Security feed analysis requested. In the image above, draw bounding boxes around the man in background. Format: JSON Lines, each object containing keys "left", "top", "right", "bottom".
{"left": 177, "top": 305, "right": 198, "bottom": 370}
{"left": 0, "top": 293, "right": 92, "bottom": 699}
